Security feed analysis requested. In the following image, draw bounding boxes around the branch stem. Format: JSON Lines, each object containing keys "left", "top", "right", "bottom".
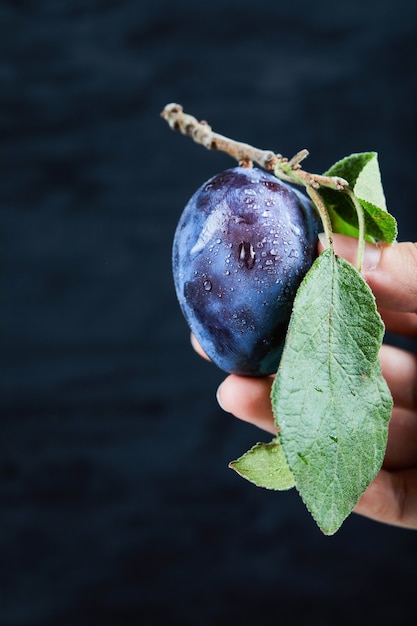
{"left": 161, "top": 103, "right": 349, "bottom": 192}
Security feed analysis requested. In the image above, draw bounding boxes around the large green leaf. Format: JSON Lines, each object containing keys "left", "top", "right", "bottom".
{"left": 271, "top": 249, "right": 393, "bottom": 534}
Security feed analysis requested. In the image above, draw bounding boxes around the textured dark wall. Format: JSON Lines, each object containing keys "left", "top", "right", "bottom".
{"left": 1, "top": 1, "right": 417, "bottom": 625}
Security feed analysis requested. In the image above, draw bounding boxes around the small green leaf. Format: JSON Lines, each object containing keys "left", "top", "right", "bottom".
{"left": 271, "top": 249, "right": 393, "bottom": 535}
{"left": 351, "top": 152, "right": 386, "bottom": 211}
{"left": 324, "top": 152, "right": 384, "bottom": 204}
{"left": 320, "top": 152, "right": 397, "bottom": 243}
{"left": 229, "top": 438, "right": 295, "bottom": 491}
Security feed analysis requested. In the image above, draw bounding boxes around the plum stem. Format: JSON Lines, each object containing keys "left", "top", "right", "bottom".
{"left": 346, "top": 189, "right": 366, "bottom": 271}
{"left": 161, "top": 103, "right": 349, "bottom": 193}
{"left": 305, "top": 186, "right": 334, "bottom": 251}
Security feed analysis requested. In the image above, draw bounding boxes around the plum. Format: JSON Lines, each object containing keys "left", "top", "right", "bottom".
{"left": 172, "top": 166, "right": 321, "bottom": 376}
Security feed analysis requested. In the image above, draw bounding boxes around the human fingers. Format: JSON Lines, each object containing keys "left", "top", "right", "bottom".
{"left": 379, "top": 344, "right": 417, "bottom": 411}
{"left": 353, "top": 467, "right": 417, "bottom": 530}
{"left": 190, "top": 333, "right": 210, "bottom": 361}
{"left": 216, "top": 375, "right": 278, "bottom": 434}
{"left": 383, "top": 407, "right": 417, "bottom": 471}
{"left": 378, "top": 308, "right": 417, "bottom": 338}
{"left": 215, "top": 345, "right": 417, "bottom": 436}
{"left": 319, "top": 234, "right": 417, "bottom": 314}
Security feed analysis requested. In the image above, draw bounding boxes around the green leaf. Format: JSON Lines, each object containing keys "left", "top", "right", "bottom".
{"left": 229, "top": 438, "right": 295, "bottom": 491}
{"left": 351, "top": 152, "right": 386, "bottom": 211}
{"left": 271, "top": 249, "right": 393, "bottom": 535}
{"left": 320, "top": 152, "right": 397, "bottom": 243}
{"left": 325, "top": 152, "right": 385, "bottom": 206}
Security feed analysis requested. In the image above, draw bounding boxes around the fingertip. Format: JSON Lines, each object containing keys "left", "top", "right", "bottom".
{"left": 216, "top": 381, "right": 228, "bottom": 413}
{"left": 216, "top": 377, "right": 235, "bottom": 414}
{"left": 216, "top": 375, "right": 278, "bottom": 434}
{"left": 190, "top": 333, "right": 210, "bottom": 361}
{"left": 372, "top": 241, "right": 417, "bottom": 311}
{"left": 354, "top": 469, "right": 417, "bottom": 529}
{"left": 317, "top": 232, "right": 327, "bottom": 253}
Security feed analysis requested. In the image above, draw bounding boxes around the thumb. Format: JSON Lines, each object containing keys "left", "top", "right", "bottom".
{"left": 318, "top": 234, "right": 417, "bottom": 313}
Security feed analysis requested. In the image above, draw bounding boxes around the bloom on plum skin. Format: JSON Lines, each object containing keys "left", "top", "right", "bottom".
{"left": 172, "top": 166, "right": 321, "bottom": 376}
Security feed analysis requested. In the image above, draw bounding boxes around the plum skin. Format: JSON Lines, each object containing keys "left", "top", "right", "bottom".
{"left": 172, "top": 166, "right": 321, "bottom": 376}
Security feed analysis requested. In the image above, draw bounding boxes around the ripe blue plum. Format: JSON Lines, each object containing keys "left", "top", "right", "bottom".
{"left": 172, "top": 166, "right": 321, "bottom": 376}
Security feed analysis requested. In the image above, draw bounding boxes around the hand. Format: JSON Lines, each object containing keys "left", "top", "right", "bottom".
{"left": 213, "top": 235, "right": 417, "bottom": 530}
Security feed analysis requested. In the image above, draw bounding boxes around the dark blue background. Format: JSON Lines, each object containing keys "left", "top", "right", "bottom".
{"left": 2, "top": 1, "right": 417, "bottom": 624}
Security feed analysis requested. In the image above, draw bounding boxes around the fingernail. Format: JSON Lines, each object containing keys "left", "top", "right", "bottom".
{"left": 318, "top": 232, "right": 327, "bottom": 249}
{"left": 362, "top": 242, "right": 382, "bottom": 271}
{"left": 216, "top": 383, "right": 228, "bottom": 412}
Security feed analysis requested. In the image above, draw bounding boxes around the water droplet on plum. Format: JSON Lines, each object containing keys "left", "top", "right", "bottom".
{"left": 238, "top": 241, "right": 256, "bottom": 269}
